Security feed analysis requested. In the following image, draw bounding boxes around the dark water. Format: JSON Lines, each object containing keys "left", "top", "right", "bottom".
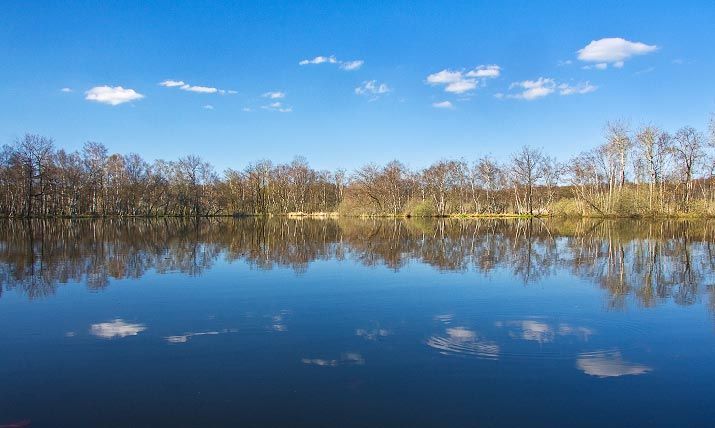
{"left": 0, "top": 218, "right": 714, "bottom": 428}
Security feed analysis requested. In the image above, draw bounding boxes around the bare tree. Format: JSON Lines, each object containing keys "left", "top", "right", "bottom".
{"left": 635, "top": 125, "right": 671, "bottom": 211}
{"left": 510, "top": 146, "right": 546, "bottom": 215}
{"left": 672, "top": 126, "right": 704, "bottom": 209}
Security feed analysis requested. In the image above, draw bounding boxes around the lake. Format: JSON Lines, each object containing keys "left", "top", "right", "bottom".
{"left": 0, "top": 218, "right": 713, "bottom": 427}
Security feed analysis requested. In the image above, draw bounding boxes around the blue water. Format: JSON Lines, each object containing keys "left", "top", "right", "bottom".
{"left": 0, "top": 218, "right": 713, "bottom": 427}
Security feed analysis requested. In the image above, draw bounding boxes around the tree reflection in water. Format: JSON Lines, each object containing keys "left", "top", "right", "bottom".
{"left": 0, "top": 217, "right": 714, "bottom": 313}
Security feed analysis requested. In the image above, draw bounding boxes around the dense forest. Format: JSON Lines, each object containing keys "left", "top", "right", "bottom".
{"left": 1, "top": 117, "right": 714, "bottom": 217}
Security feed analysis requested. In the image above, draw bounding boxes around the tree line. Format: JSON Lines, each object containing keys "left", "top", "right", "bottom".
{"left": 2, "top": 116, "right": 714, "bottom": 217}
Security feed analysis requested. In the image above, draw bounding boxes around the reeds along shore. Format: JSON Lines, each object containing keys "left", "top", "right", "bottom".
{"left": 2, "top": 118, "right": 715, "bottom": 218}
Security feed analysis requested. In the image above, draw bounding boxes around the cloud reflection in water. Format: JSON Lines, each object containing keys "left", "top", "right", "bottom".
{"left": 426, "top": 327, "right": 500, "bottom": 360}
{"left": 90, "top": 319, "right": 146, "bottom": 339}
{"left": 302, "top": 352, "right": 365, "bottom": 367}
{"left": 577, "top": 351, "right": 651, "bottom": 378}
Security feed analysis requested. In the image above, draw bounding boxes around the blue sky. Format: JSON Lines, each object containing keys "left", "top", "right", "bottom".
{"left": 1, "top": 0, "right": 714, "bottom": 172}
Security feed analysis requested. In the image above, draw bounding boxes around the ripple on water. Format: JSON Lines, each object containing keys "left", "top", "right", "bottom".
{"left": 426, "top": 327, "right": 500, "bottom": 360}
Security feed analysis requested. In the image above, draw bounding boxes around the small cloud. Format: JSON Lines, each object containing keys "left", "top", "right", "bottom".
{"left": 432, "top": 100, "right": 454, "bottom": 109}
{"left": 577, "top": 37, "right": 658, "bottom": 68}
{"left": 159, "top": 79, "right": 186, "bottom": 87}
{"left": 299, "top": 55, "right": 364, "bottom": 71}
{"left": 180, "top": 84, "right": 218, "bottom": 94}
{"left": 426, "top": 65, "right": 500, "bottom": 95}
{"left": 202, "top": 104, "right": 214, "bottom": 110}
{"left": 340, "top": 60, "right": 364, "bottom": 71}
{"left": 262, "top": 91, "right": 286, "bottom": 99}
{"left": 160, "top": 80, "right": 235, "bottom": 95}
{"left": 355, "top": 80, "right": 391, "bottom": 98}
{"left": 557, "top": 60, "right": 573, "bottom": 66}
{"left": 504, "top": 78, "right": 596, "bottom": 100}
{"left": 672, "top": 58, "right": 684, "bottom": 65}
{"left": 558, "top": 81, "right": 598, "bottom": 95}
{"left": 242, "top": 107, "right": 253, "bottom": 112}
{"left": 507, "top": 77, "right": 556, "bottom": 100}
{"left": 299, "top": 55, "right": 338, "bottom": 65}
{"left": 85, "top": 86, "right": 144, "bottom": 106}
{"left": 466, "top": 64, "right": 501, "bottom": 78}
{"left": 60, "top": 87, "right": 73, "bottom": 93}
{"left": 261, "top": 101, "right": 292, "bottom": 113}
{"left": 90, "top": 319, "right": 146, "bottom": 339}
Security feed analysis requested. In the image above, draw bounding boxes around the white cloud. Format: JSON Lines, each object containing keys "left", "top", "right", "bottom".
{"left": 180, "top": 84, "right": 218, "bottom": 94}
{"left": 426, "top": 65, "right": 500, "bottom": 94}
{"left": 446, "top": 79, "right": 478, "bottom": 93}
{"left": 299, "top": 55, "right": 364, "bottom": 71}
{"left": 466, "top": 64, "right": 501, "bottom": 78}
{"left": 299, "top": 55, "right": 338, "bottom": 65}
{"left": 85, "top": 86, "right": 144, "bottom": 106}
{"left": 261, "top": 101, "right": 292, "bottom": 113}
{"left": 577, "top": 351, "right": 651, "bottom": 378}
{"left": 242, "top": 107, "right": 253, "bottom": 112}
{"left": 558, "top": 81, "right": 598, "bottom": 95}
{"left": 432, "top": 101, "right": 454, "bottom": 109}
{"left": 262, "top": 91, "right": 286, "bottom": 99}
{"left": 90, "top": 319, "right": 146, "bottom": 339}
{"left": 202, "top": 104, "right": 214, "bottom": 110}
{"left": 507, "top": 77, "right": 556, "bottom": 100}
{"left": 577, "top": 37, "right": 658, "bottom": 67}
{"left": 504, "top": 78, "right": 596, "bottom": 100}
{"left": 354, "top": 80, "right": 391, "bottom": 97}
{"left": 159, "top": 80, "right": 236, "bottom": 95}
{"left": 159, "top": 79, "right": 185, "bottom": 87}
{"left": 340, "top": 60, "right": 364, "bottom": 71}
{"left": 426, "top": 69, "right": 464, "bottom": 85}
{"left": 60, "top": 87, "right": 73, "bottom": 93}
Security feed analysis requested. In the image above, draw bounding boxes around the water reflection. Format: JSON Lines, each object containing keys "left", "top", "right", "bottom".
{"left": 495, "top": 320, "right": 595, "bottom": 343}
{"left": 301, "top": 352, "right": 365, "bottom": 367}
{"left": 165, "top": 329, "right": 238, "bottom": 344}
{"left": 1, "top": 217, "right": 714, "bottom": 312}
{"left": 89, "top": 319, "right": 147, "bottom": 339}
{"left": 576, "top": 351, "right": 652, "bottom": 378}
{"left": 426, "top": 327, "right": 501, "bottom": 360}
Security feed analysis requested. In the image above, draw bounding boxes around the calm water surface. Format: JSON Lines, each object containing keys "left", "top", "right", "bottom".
{"left": 0, "top": 218, "right": 713, "bottom": 427}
